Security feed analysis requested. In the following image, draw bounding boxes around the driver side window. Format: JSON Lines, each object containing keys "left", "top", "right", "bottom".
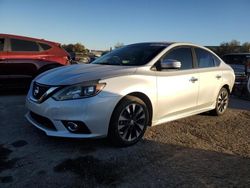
{"left": 162, "top": 47, "right": 193, "bottom": 70}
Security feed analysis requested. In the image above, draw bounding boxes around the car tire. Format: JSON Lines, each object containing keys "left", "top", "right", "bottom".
{"left": 108, "top": 96, "right": 149, "bottom": 147}
{"left": 211, "top": 87, "right": 229, "bottom": 116}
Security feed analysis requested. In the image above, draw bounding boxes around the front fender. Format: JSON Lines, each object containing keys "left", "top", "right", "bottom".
{"left": 99, "top": 74, "right": 157, "bottom": 120}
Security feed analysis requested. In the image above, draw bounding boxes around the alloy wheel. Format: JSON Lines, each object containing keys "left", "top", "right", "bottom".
{"left": 118, "top": 103, "right": 146, "bottom": 142}
{"left": 217, "top": 89, "right": 229, "bottom": 114}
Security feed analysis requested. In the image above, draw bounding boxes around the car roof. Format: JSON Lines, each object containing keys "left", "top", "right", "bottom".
{"left": 0, "top": 33, "right": 60, "bottom": 45}
{"left": 128, "top": 42, "right": 208, "bottom": 48}
{"left": 129, "top": 42, "right": 173, "bottom": 46}
{"left": 126, "top": 42, "right": 218, "bottom": 55}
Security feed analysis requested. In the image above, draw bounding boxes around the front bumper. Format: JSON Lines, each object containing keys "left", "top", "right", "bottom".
{"left": 25, "top": 92, "right": 120, "bottom": 138}
{"left": 234, "top": 75, "right": 249, "bottom": 85}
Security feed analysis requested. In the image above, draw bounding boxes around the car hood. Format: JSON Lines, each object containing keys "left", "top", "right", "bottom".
{"left": 35, "top": 64, "right": 137, "bottom": 85}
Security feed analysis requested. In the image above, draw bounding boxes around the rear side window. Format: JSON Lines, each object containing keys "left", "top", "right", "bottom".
{"left": 11, "top": 38, "right": 39, "bottom": 52}
{"left": 39, "top": 43, "right": 51, "bottom": 51}
{"left": 195, "top": 48, "right": 215, "bottom": 68}
{"left": 213, "top": 55, "right": 221, "bottom": 66}
{"left": 0, "top": 38, "right": 4, "bottom": 51}
{"left": 163, "top": 47, "right": 193, "bottom": 69}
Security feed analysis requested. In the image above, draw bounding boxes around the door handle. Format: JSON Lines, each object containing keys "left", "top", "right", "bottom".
{"left": 216, "top": 75, "right": 222, "bottom": 79}
{"left": 216, "top": 75, "right": 221, "bottom": 79}
{"left": 190, "top": 77, "right": 198, "bottom": 82}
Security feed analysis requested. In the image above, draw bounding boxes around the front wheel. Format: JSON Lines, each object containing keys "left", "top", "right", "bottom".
{"left": 211, "top": 87, "right": 229, "bottom": 116}
{"left": 108, "top": 96, "right": 149, "bottom": 147}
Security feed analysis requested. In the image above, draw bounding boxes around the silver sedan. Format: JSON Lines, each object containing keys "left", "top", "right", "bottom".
{"left": 25, "top": 42, "right": 235, "bottom": 146}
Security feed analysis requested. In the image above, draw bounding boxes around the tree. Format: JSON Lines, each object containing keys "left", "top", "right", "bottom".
{"left": 114, "top": 42, "right": 124, "bottom": 49}
{"left": 208, "top": 40, "right": 250, "bottom": 57}
{"left": 218, "top": 40, "right": 241, "bottom": 55}
{"left": 74, "top": 43, "right": 86, "bottom": 52}
{"left": 242, "top": 42, "right": 250, "bottom": 52}
{"left": 62, "top": 43, "right": 88, "bottom": 55}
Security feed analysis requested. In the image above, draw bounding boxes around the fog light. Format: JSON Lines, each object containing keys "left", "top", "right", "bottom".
{"left": 62, "top": 120, "right": 91, "bottom": 134}
{"left": 67, "top": 122, "right": 79, "bottom": 132}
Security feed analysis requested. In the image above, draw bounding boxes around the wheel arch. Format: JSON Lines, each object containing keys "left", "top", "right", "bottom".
{"left": 111, "top": 92, "right": 153, "bottom": 127}
{"left": 222, "top": 84, "right": 230, "bottom": 94}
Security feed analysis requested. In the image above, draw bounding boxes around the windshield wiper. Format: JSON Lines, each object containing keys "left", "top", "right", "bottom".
{"left": 99, "top": 62, "right": 113, "bottom": 65}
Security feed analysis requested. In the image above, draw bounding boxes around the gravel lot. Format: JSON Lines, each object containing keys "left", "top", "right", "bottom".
{"left": 0, "top": 94, "right": 249, "bottom": 187}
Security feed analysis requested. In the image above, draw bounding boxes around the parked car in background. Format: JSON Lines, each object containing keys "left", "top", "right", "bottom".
{"left": 0, "top": 34, "right": 71, "bottom": 89}
{"left": 222, "top": 53, "right": 250, "bottom": 96}
{"left": 248, "top": 77, "right": 250, "bottom": 93}
{"left": 25, "top": 42, "right": 235, "bottom": 146}
{"left": 223, "top": 53, "right": 250, "bottom": 76}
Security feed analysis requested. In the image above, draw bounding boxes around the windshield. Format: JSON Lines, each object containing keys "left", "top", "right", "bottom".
{"left": 91, "top": 43, "right": 166, "bottom": 66}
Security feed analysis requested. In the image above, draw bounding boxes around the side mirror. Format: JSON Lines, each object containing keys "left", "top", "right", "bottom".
{"left": 161, "top": 59, "right": 181, "bottom": 69}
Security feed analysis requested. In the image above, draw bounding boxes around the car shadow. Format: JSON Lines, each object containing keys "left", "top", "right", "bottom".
{"left": 198, "top": 96, "right": 250, "bottom": 117}
{"left": 2, "top": 132, "right": 249, "bottom": 187}
{"left": 229, "top": 96, "right": 250, "bottom": 111}
{"left": 0, "top": 87, "right": 28, "bottom": 96}
{"left": 0, "top": 78, "right": 31, "bottom": 94}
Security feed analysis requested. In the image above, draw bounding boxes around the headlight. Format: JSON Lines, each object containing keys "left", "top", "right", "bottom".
{"left": 52, "top": 83, "right": 106, "bottom": 101}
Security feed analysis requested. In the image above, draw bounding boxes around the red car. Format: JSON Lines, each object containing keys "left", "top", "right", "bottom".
{"left": 0, "top": 34, "right": 71, "bottom": 89}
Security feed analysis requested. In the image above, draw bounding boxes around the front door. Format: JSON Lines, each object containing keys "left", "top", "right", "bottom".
{"left": 155, "top": 47, "right": 199, "bottom": 121}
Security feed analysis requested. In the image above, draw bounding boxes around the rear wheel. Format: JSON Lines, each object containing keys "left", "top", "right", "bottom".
{"left": 211, "top": 87, "right": 229, "bottom": 116}
{"left": 108, "top": 96, "right": 149, "bottom": 147}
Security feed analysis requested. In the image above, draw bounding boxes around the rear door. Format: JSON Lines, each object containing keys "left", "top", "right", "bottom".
{"left": 194, "top": 48, "right": 222, "bottom": 107}
{"left": 4, "top": 38, "right": 42, "bottom": 78}
{"left": 9, "top": 38, "right": 41, "bottom": 59}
